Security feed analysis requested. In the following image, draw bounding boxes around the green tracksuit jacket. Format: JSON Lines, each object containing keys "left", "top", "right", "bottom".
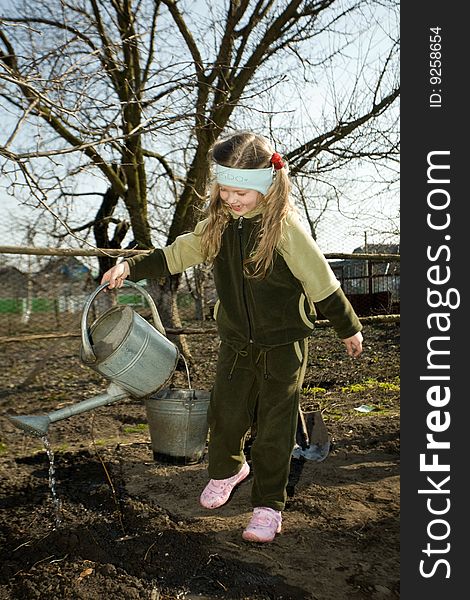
{"left": 125, "top": 207, "right": 362, "bottom": 346}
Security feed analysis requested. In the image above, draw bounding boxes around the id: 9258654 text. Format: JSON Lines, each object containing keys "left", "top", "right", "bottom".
{"left": 429, "top": 26, "right": 442, "bottom": 109}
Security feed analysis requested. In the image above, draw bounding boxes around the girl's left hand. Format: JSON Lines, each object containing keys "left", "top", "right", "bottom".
{"left": 342, "top": 331, "right": 363, "bottom": 358}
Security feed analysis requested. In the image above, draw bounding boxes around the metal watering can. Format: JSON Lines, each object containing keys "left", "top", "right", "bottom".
{"left": 8, "top": 281, "right": 179, "bottom": 437}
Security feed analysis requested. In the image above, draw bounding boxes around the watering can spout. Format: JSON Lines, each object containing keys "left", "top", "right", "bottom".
{"left": 8, "top": 383, "right": 129, "bottom": 437}
{"left": 8, "top": 414, "right": 52, "bottom": 438}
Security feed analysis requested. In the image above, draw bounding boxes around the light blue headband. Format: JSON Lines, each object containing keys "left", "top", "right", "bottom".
{"left": 214, "top": 164, "right": 274, "bottom": 195}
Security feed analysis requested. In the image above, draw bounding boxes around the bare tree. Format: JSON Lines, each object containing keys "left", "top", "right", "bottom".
{"left": 0, "top": 0, "right": 399, "bottom": 355}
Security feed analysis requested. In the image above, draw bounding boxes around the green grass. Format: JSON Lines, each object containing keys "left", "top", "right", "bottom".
{"left": 122, "top": 423, "right": 149, "bottom": 434}
{"left": 54, "top": 443, "right": 70, "bottom": 453}
{"left": 341, "top": 377, "right": 400, "bottom": 394}
{"left": 302, "top": 385, "right": 327, "bottom": 396}
{"left": 92, "top": 438, "right": 108, "bottom": 447}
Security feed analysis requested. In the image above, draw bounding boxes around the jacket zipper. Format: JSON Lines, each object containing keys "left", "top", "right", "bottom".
{"left": 237, "top": 217, "right": 253, "bottom": 341}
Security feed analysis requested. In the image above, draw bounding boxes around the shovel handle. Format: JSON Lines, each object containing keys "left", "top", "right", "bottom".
{"left": 81, "top": 280, "right": 166, "bottom": 363}
{"left": 296, "top": 408, "right": 310, "bottom": 451}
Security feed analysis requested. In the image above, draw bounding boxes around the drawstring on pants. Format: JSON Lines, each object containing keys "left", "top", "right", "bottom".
{"left": 226, "top": 344, "right": 272, "bottom": 381}
{"left": 228, "top": 348, "right": 248, "bottom": 380}
{"left": 256, "top": 350, "right": 270, "bottom": 380}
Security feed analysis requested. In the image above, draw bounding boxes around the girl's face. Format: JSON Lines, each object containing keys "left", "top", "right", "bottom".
{"left": 219, "top": 186, "right": 259, "bottom": 216}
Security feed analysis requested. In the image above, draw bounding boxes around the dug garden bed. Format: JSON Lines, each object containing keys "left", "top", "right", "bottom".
{"left": 0, "top": 323, "right": 400, "bottom": 600}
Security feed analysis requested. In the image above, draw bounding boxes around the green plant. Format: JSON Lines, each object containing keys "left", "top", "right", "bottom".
{"left": 55, "top": 443, "right": 70, "bottom": 453}
{"left": 341, "top": 377, "right": 400, "bottom": 394}
{"left": 92, "top": 439, "right": 108, "bottom": 447}
{"left": 123, "top": 424, "right": 149, "bottom": 434}
{"left": 302, "top": 386, "right": 327, "bottom": 396}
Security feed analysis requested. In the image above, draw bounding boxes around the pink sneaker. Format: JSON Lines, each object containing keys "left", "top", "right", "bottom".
{"left": 200, "top": 462, "right": 250, "bottom": 509}
{"left": 242, "top": 507, "right": 282, "bottom": 543}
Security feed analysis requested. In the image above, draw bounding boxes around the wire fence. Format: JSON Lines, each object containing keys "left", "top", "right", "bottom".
{"left": 0, "top": 246, "right": 399, "bottom": 342}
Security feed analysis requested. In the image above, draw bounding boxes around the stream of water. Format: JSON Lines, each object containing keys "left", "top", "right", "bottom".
{"left": 181, "top": 353, "right": 192, "bottom": 389}
{"left": 41, "top": 435, "right": 62, "bottom": 529}
{"left": 32, "top": 347, "right": 191, "bottom": 529}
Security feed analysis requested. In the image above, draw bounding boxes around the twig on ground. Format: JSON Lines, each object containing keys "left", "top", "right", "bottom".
{"left": 90, "top": 414, "right": 126, "bottom": 536}
{"left": 144, "top": 540, "right": 158, "bottom": 561}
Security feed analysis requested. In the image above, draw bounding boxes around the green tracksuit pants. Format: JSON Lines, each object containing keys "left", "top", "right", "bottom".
{"left": 207, "top": 338, "right": 308, "bottom": 511}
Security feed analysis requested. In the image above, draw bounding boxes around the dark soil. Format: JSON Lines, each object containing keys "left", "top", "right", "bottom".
{"left": 0, "top": 323, "right": 400, "bottom": 600}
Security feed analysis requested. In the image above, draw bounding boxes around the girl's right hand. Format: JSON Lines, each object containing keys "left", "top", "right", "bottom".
{"left": 101, "top": 261, "right": 130, "bottom": 289}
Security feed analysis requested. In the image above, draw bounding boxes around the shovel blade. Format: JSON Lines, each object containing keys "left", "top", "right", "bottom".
{"left": 292, "top": 440, "right": 331, "bottom": 462}
{"left": 293, "top": 409, "right": 331, "bottom": 461}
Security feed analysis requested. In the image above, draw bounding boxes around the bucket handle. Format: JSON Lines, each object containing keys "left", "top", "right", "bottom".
{"left": 183, "top": 388, "right": 197, "bottom": 409}
{"left": 81, "top": 280, "right": 167, "bottom": 364}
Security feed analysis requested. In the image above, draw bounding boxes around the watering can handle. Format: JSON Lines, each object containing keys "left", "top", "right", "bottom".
{"left": 81, "top": 281, "right": 167, "bottom": 364}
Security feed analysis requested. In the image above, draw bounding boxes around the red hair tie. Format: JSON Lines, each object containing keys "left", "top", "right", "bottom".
{"left": 270, "top": 152, "right": 285, "bottom": 170}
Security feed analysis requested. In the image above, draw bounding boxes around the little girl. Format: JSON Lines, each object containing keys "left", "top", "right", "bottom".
{"left": 102, "top": 130, "right": 363, "bottom": 543}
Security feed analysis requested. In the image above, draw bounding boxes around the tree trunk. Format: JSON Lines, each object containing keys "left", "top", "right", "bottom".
{"left": 146, "top": 276, "right": 193, "bottom": 365}
{"left": 94, "top": 184, "right": 130, "bottom": 280}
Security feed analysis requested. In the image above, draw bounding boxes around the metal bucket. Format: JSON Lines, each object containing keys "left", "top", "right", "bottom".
{"left": 145, "top": 388, "right": 210, "bottom": 465}
{"left": 80, "top": 281, "right": 179, "bottom": 398}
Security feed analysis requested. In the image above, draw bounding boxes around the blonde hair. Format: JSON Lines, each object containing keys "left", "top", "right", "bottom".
{"left": 200, "top": 131, "right": 292, "bottom": 278}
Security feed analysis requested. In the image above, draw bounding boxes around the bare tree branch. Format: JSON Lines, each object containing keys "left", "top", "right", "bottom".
{"left": 0, "top": 0, "right": 399, "bottom": 338}
{"left": 287, "top": 87, "right": 400, "bottom": 174}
